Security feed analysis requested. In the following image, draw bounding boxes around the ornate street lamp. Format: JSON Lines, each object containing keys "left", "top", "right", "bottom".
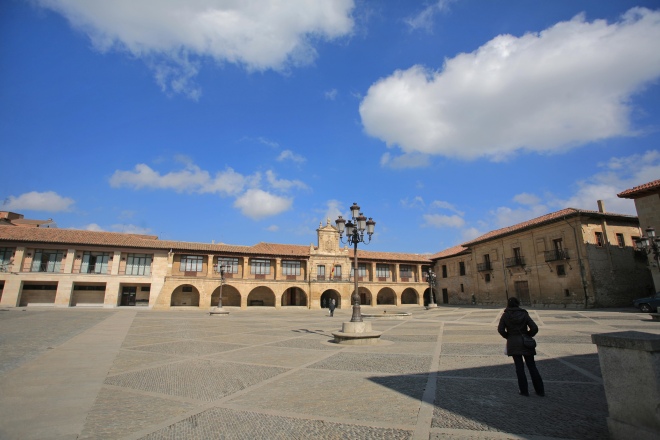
{"left": 211, "top": 262, "right": 230, "bottom": 315}
{"left": 336, "top": 203, "right": 376, "bottom": 323}
{"left": 636, "top": 227, "right": 660, "bottom": 268}
{"left": 426, "top": 267, "right": 437, "bottom": 308}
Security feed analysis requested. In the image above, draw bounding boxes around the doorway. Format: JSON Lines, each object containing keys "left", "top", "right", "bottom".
{"left": 442, "top": 288, "right": 449, "bottom": 304}
{"left": 121, "top": 286, "right": 137, "bottom": 306}
{"left": 515, "top": 281, "right": 531, "bottom": 305}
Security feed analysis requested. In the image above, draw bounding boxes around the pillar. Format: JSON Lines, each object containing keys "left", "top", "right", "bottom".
{"left": 12, "top": 247, "right": 25, "bottom": 273}
{"left": 54, "top": 279, "right": 74, "bottom": 307}
{"left": 242, "top": 258, "right": 249, "bottom": 279}
{"left": 104, "top": 279, "right": 121, "bottom": 308}
{"left": 371, "top": 262, "right": 376, "bottom": 281}
{"left": 394, "top": 263, "right": 399, "bottom": 282}
{"left": 417, "top": 264, "right": 422, "bottom": 283}
{"left": 0, "top": 278, "right": 22, "bottom": 307}
{"left": 111, "top": 251, "right": 121, "bottom": 275}
{"left": 274, "top": 258, "right": 281, "bottom": 280}
{"left": 166, "top": 252, "right": 174, "bottom": 276}
{"left": 63, "top": 249, "right": 76, "bottom": 273}
{"left": 207, "top": 255, "right": 214, "bottom": 277}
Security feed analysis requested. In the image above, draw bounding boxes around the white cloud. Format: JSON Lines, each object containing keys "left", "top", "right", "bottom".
{"left": 233, "top": 189, "right": 292, "bottom": 220}
{"left": 491, "top": 205, "right": 549, "bottom": 228}
{"left": 111, "top": 224, "right": 153, "bottom": 234}
{"left": 257, "top": 137, "right": 279, "bottom": 148}
{"left": 361, "top": 8, "right": 660, "bottom": 161}
{"left": 401, "top": 196, "right": 426, "bottom": 209}
{"left": 265, "top": 225, "right": 279, "bottom": 232}
{"left": 422, "top": 214, "right": 465, "bottom": 228}
{"left": 109, "top": 163, "right": 252, "bottom": 196}
{"left": 416, "top": 180, "right": 424, "bottom": 189}
{"left": 265, "top": 170, "right": 308, "bottom": 191}
{"left": 3, "top": 191, "right": 75, "bottom": 212}
{"left": 404, "top": 0, "right": 456, "bottom": 32}
{"left": 430, "top": 200, "right": 464, "bottom": 216}
{"left": 380, "top": 152, "right": 430, "bottom": 169}
{"left": 513, "top": 193, "right": 541, "bottom": 205}
{"left": 34, "top": 0, "right": 355, "bottom": 99}
{"left": 461, "top": 227, "right": 483, "bottom": 241}
{"left": 320, "top": 199, "right": 345, "bottom": 223}
{"left": 276, "top": 150, "right": 306, "bottom": 163}
{"left": 325, "top": 89, "right": 338, "bottom": 100}
{"left": 119, "top": 209, "right": 137, "bottom": 219}
{"left": 84, "top": 223, "right": 105, "bottom": 232}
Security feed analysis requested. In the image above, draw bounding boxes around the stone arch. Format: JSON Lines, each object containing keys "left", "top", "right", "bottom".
{"left": 211, "top": 284, "right": 241, "bottom": 307}
{"left": 351, "top": 287, "right": 372, "bottom": 306}
{"left": 320, "top": 289, "right": 341, "bottom": 309}
{"left": 281, "top": 287, "right": 307, "bottom": 306}
{"left": 171, "top": 284, "right": 200, "bottom": 306}
{"left": 423, "top": 288, "right": 438, "bottom": 306}
{"left": 401, "top": 288, "right": 419, "bottom": 305}
{"left": 377, "top": 287, "right": 396, "bottom": 305}
{"left": 247, "top": 286, "right": 276, "bottom": 307}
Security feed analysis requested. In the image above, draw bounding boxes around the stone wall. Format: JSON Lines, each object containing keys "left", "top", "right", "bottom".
{"left": 635, "top": 194, "right": 660, "bottom": 291}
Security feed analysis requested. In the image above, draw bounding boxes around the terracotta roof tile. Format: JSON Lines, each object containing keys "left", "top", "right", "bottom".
{"left": 618, "top": 179, "right": 660, "bottom": 198}
{"left": 349, "top": 249, "right": 431, "bottom": 263}
{"left": 461, "top": 208, "right": 637, "bottom": 246}
{"left": 428, "top": 245, "right": 469, "bottom": 260}
{"left": 11, "top": 219, "right": 56, "bottom": 226}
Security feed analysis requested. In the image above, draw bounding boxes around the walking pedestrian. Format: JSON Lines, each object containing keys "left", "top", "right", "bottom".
{"left": 329, "top": 298, "right": 336, "bottom": 317}
{"left": 497, "top": 297, "right": 545, "bottom": 397}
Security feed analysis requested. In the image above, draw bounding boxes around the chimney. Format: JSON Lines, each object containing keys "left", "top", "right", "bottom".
{"left": 212, "top": 239, "right": 215, "bottom": 244}
{"left": 597, "top": 200, "right": 606, "bottom": 213}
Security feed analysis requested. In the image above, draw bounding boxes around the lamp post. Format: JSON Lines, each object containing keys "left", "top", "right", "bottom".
{"left": 426, "top": 267, "right": 437, "bottom": 308}
{"left": 215, "top": 263, "right": 227, "bottom": 309}
{"left": 636, "top": 227, "right": 660, "bottom": 268}
{"left": 336, "top": 203, "right": 376, "bottom": 323}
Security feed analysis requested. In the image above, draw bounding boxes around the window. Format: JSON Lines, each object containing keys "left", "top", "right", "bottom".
{"left": 317, "top": 265, "right": 325, "bottom": 277}
{"left": 484, "top": 254, "right": 490, "bottom": 264}
{"left": 557, "top": 265, "right": 566, "bottom": 276}
{"left": 513, "top": 247, "right": 522, "bottom": 259}
{"left": 126, "top": 253, "right": 153, "bottom": 276}
{"left": 181, "top": 285, "right": 193, "bottom": 292}
{"left": 553, "top": 239, "right": 563, "bottom": 251}
{"left": 31, "top": 249, "right": 65, "bottom": 273}
{"left": 0, "top": 247, "right": 14, "bottom": 272}
{"left": 484, "top": 273, "right": 491, "bottom": 283}
{"left": 632, "top": 236, "right": 640, "bottom": 250}
{"left": 251, "top": 259, "right": 271, "bottom": 275}
{"left": 180, "top": 255, "right": 203, "bottom": 272}
{"left": 459, "top": 261, "right": 465, "bottom": 276}
{"left": 442, "top": 265, "right": 447, "bottom": 278}
{"left": 141, "top": 286, "right": 150, "bottom": 292}
{"left": 565, "top": 289, "right": 570, "bottom": 297}
{"left": 81, "top": 252, "right": 110, "bottom": 274}
{"left": 376, "top": 265, "right": 390, "bottom": 278}
{"left": 400, "top": 265, "right": 412, "bottom": 278}
{"left": 333, "top": 265, "right": 342, "bottom": 278}
{"left": 460, "top": 284, "right": 464, "bottom": 292}
{"left": 282, "top": 260, "right": 301, "bottom": 276}
{"left": 595, "top": 232, "right": 604, "bottom": 247}
{"left": 23, "top": 284, "right": 57, "bottom": 290}
{"left": 73, "top": 285, "right": 105, "bottom": 291}
{"left": 350, "top": 264, "right": 367, "bottom": 277}
{"left": 217, "top": 257, "right": 239, "bottom": 274}
{"left": 616, "top": 233, "right": 625, "bottom": 248}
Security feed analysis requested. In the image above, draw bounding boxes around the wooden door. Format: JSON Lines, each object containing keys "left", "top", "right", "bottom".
{"left": 514, "top": 281, "right": 530, "bottom": 305}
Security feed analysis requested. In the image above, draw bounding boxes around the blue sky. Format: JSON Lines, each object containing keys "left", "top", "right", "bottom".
{"left": 2, "top": 0, "right": 660, "bottom": 254}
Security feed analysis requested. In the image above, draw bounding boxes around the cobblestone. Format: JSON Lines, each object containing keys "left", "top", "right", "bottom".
{"left": 267, "top": 338, "right": 342, "bottom": 351}
{"left": 141, "top": 407, "right": 413, "bottom": 440}
{"left": 309, "top": 352, "right": 432, "bottom": 374}
{"left": 109, "top": 350, "right": 181, "bottom": 374}
{"left": 383, "top": 334, "right": 438, "bottom": 342}
{"left": 127, "top": 340, "right": 245, "bottom": 356}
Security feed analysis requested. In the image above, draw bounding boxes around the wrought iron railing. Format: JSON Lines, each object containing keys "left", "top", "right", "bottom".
{"left": 477, "top": 262, "right": 492, "bottom": 272}
{"left": 544, "top": 249, "right": 570, "bottom": 262}
{"left": 505, "top": 256, "right": 525, "bottom": 267}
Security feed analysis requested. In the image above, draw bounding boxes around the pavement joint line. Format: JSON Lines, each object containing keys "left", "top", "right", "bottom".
{"left": 428, "top": 427, "right": 582, "bottom": 440}
{"left": 434, "top": 375, "right": 601, "bottom": 385}
{"left": 537, "top": 348, "right": 603, "bottom": 384}
{"left": 531, "top": 310, "right": 546, "bottom": 326}
{"left": 412, "top": 322, "right": 444, "bottom": 440}
{"left": 101, "top": 384, "right": 207, "bottom": 406}
{"left": 219, "top": 402, "right": 417, "bottom": 431}
{"left": 576, "top": 311, "right": 606, "bottom": 326}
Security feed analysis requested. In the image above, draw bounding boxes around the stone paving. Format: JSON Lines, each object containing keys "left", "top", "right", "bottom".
{"left": 2, "top": 305, "right": 660, "bottom": 439}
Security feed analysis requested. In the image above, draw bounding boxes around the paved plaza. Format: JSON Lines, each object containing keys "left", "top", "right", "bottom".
{"left": 1, "top": 305, "right": 659, "bottom": 440}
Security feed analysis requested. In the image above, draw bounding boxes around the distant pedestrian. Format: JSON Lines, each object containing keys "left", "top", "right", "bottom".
{"left": 322, "top": 298, "right": 326, "bottom": 308}
{"left": 497, "top": 297, "right": 545, "bottom": 397}
{"left": 329, "top": 298, "right": 336, "bottom": 317}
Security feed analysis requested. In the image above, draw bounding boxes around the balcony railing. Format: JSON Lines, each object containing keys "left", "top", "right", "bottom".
{"left": 544, "top": 249, "right": 570, "bottom": 262}
{"left": 477, "top": 262, "right": 492, "bottom": 272}
{"left": 505, "top": 256, "right": 525, "bottom": 268}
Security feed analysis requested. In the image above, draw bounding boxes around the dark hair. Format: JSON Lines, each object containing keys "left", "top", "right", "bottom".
{"left": 507, "top": 297, "right": 520, "bottom": 308}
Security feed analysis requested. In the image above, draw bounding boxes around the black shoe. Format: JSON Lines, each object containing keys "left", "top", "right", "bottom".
{"left": 536, "top": 392, "right": 545, "bottom": 397}
{"left": 519, "top": 391, "right": 529, "bottom": 397}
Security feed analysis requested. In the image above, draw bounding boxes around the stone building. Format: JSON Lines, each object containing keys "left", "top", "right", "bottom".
{"left": 618, "top": 178, "right": 660, "bottom": 292}
{"left": 431, "top": 205, "right": 651, "bottom": 308}
{"left": 0, "top": 218, "right": 430, "bottom": 310}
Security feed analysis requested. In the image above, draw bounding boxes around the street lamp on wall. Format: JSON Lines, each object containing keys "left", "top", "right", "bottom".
{"left": 336, "top": 203, "right": 376, "bottom": 323}
{"left": 636, "top": 227, "right": 660, "bottom": 268}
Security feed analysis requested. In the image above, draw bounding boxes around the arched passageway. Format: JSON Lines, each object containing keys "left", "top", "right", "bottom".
{"left": 320, "top": 289, "right": 341, "bottom": 308}
{"left": 247, "top": 286, "right": 275, "bottom": 307}
{"left": 423, "top": 288, "right": 438, "bottom": 306}
{"left": 351, "top": 287, "right": 372, "bottom": 306}
{"left": 211, "top": 284, "right": 241, "bottom": 307}
{"left": 377, "top": 288, "right": 396, "bottom": 305}
{"left": 401, "top": 288, "right": 419, "bottom": 304}
{"left": 171, "top": 284, "right": 200, "bottom": 306}
{"left": 282, "top": 287, "right": 307, "bottom": 306}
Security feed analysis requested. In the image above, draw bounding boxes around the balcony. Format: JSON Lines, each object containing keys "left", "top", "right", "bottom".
{"left": 477, "top": 262, "right": 492, "bottom": 272}
{"left": 505, "top": 256, "right": 525, "bottom": 268}
{"left": 544, "top": 249, "right": 570, "bottom": 262}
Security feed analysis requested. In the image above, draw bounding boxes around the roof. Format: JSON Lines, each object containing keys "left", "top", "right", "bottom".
{"left": 349, "top": 249, "right": 431, "bottom": 263}
{"left": 461, "top": 208, "right": 638, "bottom": 247}
{"left": 429, "top": 245, "right": 469, "bottom": 260}
{"left": 618, "top": 179, "right": 660, "bottom": 199}
{"left": 10, "top": 219, "right": 56, "bottom": 227}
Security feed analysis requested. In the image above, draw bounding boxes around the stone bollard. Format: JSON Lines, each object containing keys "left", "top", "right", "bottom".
{"left": 591, "top": 331, "right": 660, "bottom": 440}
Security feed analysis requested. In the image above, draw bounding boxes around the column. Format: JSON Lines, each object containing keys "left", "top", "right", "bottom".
{"left": 417, "top": 264, "right": 422, "bottom": 282}
{"left": 371, "top": 262, "right": 376, "bottom": 281}
{"left": 207, "top": 255, "right": 214, "bottom": 277}
{"left": 0, "top": 278, "right": 22, "bottom": 307}
{"left": 12, "top": 247, "right": 25, "bottom": 273}
{"left": 166, "top": 252, "right": 174, "bottom": 276}
{"left": 104, "top": 279, "right": 121, "bottom": 308}
{"left": 242, "top": 258, "right": 249, "bottom": 279}
{"left": 110, "top": 251, "right": 121, "bottom": 275}
{"left": 394, "top": 263, "right": 399, "bottom": 282}
{"left": 274, "top": 258, "right": 281, "bottom": 280}
{"left": 63, "top": 249, "right": 76, "bottom": 274}
{"left": 54, "top": 280, "right": 74, "bottom": 308}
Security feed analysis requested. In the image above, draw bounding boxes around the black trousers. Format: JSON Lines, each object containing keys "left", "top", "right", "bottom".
{"left": 329, "top": 308, "right": 334, "bottom": 316}
{"left": 512, "top": 355, "right": 544, "bottom": 395}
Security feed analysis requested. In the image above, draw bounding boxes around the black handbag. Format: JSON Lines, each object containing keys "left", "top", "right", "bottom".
{"left": 515, "top": 320, "right": 537, "bottom": 349}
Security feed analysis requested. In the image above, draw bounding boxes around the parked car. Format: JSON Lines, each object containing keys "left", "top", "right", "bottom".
{"left": 634, "top": 292, "right": 660, "bottom": 313}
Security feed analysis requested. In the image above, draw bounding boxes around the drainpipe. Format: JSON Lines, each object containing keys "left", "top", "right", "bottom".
{"left": 501, "top": 239, "right": 509, "bottom": 300}
{"left": 563, "top": 215, "right": 589, "bottom": 308}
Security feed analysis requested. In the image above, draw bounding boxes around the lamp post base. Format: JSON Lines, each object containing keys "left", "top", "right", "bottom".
{"left": 332, "top": 321, "right": 382, "bottom": 345}
{"left": 426, "top": 303, "right": 438, "bottom": 309}
{"left": 209, "top": 307, "right": 229, "bottom": 316}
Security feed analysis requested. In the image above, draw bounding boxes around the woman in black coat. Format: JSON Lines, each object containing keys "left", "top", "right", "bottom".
{"left": 497, "top": 297, "right": 545, "bottom": 397}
